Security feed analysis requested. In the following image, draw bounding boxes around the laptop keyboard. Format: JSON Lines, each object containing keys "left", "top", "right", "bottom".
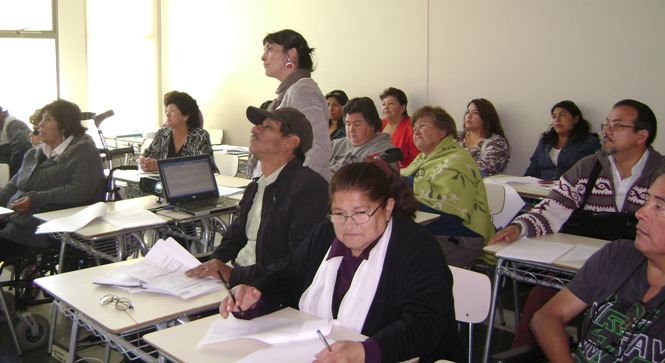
{"left": 176, "top": 196, "right": 237, "bottom": 210}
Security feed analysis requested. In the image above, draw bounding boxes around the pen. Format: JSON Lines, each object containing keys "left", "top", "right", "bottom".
{"left": 317, "top": 329, "right": 332, "bottom": 352}
{"left": 216, "top": 269, "right": 244, "bottom": 313}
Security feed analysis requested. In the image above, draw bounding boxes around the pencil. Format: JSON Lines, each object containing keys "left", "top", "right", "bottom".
{"left": 216, "top": 270, "right": 244, "bottom": 313}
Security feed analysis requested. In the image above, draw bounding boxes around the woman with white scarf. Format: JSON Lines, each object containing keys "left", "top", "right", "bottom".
{"left": 220, "top": 159, "right": 463, "bottom": 363}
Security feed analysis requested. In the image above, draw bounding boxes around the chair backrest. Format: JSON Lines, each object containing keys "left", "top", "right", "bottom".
{"left": 0, "top": 163, "right": 9, "bottom": 186}
{"left": 206, "top": 128, "right": 224, "bottom": 145}
{"left": 450, "top": 265, "right": 492, "bottom": 363}
{"left": 213, "top": 152, "right": 239, "bottom": 177}
{"left": 484, "top": 181, "right": 506, "bottom": 217}
{"left": 450, "top": 266, "right": 491, "bottom": 324}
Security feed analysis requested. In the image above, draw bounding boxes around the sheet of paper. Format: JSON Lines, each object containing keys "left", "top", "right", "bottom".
{"left": 484, "top": 180, "right": 525, "bottom": 229}
{"left": 97, "top": 237, "right": 222, "bottom": 299}
{"left": 496, "top": 237, "right": 575, "bottom": 264}
{"left": 198, "top": 315, "right": 333, "bottom": 346}
{"left": 36, "top": 202, "right": 107, "bottom": 234}
{"left": 217, "top": 186, "right": 244, "bottom": 196}
{"left": 0, "top": 206, "right": 13, "bottom": 215}
{"left": 556, "top": 244, "right": 602, "bottom": 263}
{"left": 102, "top": 208, "right": 165, "bottom": 229}
{"left": 234, "top": 338, "right": 336, "bottom": 363}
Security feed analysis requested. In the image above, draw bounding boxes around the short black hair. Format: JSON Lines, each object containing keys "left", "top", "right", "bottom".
{"left": 343, "top": 97, "right": 382, "bottom": 133}
{"left": 613, "top": 99, "right": 657, "bottom": 146}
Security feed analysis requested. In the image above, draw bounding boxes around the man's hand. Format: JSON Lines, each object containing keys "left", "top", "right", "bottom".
{"left": 488, "top": 224, "right": 522, "bottom": 244}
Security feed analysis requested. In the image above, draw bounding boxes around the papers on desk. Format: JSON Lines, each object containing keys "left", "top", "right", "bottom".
{"left": 35, "top": 201, "right": 165, "bottom": 234}
{"left": 496, "top": 238, "right": 576, "bottom": 264}
{"left": 198, "top": 313, "right": 333, "bottom": 346}
{"left": 217, "top": 185, "right": 244, "bottom": 197}
{"left": 93, "top": 237, "right": 222, "bottom": 299}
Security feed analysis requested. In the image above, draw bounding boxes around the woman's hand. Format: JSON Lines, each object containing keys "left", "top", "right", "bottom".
{"left": 185, "top": 259, "right": 232, "bottom": 281}
{"left": 314, "top": 341, "right": 365, "bottom": 363}
{"left": 219, "top": 284, "right": 262, "bottom": 318}
{"left": 11, "top": 197, "right": 31, "bottom": 213}
{"left": 488, "top": 224, "right": 521, "bottom": 244}
{"left": 138, "top": 156, "right": 157, "bottom": 172}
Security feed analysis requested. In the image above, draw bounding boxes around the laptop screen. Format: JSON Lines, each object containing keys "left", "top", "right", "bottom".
{"left": 157, "top": 155, "right": 219, "bottom": 203}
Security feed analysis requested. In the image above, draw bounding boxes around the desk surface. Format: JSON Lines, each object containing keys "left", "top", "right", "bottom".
{"left": 35, "top": 260, "right": 225, "bottom": 334}
{"left": 33, "top": 196, "right": 168, "bottom": 239}
{"left": 109, "top": 169, "right": 251, "bottom": 189}
{"left": 413, "top": 211, "right": 440, "bottom": 225}
{"left": 144, "top": 307, "right": 366, "bottom": 363}
{"left": 483, "top": 233, "right": 609, "bottom": 270}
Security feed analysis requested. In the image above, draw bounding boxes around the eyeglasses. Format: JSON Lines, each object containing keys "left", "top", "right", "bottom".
{"left": 580, "top": 298, "right": 652, "bottom": 358}
{"left": 327, "top": 201, "right": 386, "bottom": 225}
{"left": 100, "top": 294, "right": 133, "bottom": 311}
{"left": 601, "top": 121, "right": 643, "bottom": 132}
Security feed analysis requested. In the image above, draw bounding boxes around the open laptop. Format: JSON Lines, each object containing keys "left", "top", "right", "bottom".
{"left": 157, "top": 154, "right": 239, "bottom": 216}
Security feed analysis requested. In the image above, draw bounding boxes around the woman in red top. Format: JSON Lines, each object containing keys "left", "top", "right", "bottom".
{"left": 380, "top": 87, "right": 419, "bottom": 167}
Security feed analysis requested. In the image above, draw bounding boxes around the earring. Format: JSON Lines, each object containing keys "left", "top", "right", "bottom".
{"left": 286, "top": 58, "right": 294, "bottom": 70}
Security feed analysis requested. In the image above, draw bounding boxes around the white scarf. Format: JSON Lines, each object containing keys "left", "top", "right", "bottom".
{"left": 299, "top": 219, "right": 393, "bottom": 333}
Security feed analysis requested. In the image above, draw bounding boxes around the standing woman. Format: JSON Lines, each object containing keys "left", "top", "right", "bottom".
{"left": 326, "top": 90, "right": 348, "bottom": 140}
{"left": 252, "top": 29, "right": 332, "bottom": 180}
{"left": 138, "top": 91, "right": 215, "bottom": 172}
{"left": 524, "top": 100, "right": 600, "bottom": 181}
{"left": 380, "top": 87, "right": 419, "bottom": 167}
{"left": 457, "top": 98, "right": 511, "bottom": 176}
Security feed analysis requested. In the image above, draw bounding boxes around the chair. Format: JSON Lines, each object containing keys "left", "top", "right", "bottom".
{"left": 450, "top": 266, "right": 492, "bottom": 363}
{"left": 0, "top": 163, "right": 10, "bottom": 186}
{"left": 206, "top": 128, "right": 224, "bottom": 145}
{"left": 213, "top": 152, "right": 239, "bottom": 177}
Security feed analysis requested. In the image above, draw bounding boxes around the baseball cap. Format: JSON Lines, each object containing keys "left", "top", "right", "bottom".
{"left": 246, "top": 106, "right": 313, "bottom": 152}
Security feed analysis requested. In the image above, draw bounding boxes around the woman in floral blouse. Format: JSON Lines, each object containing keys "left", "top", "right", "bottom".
{"left": 138, "top": 91, "right": 216, "bottom": 172}
{"left": 457, "top": 98, "right": 510, "bottom": 176}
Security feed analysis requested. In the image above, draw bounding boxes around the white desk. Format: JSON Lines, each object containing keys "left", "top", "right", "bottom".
{"left": 481, "top": 233, "right": 609, "bottom": 362}
{"left": 34, "top": 196, "right": 168, "bottom": 263}
{"left": 35, "top": 259, "right": 226, "bottom": 363}
{"left": 109, "top": 169, "right": 251, "bottom": 189}
{"left": 486, "top": 175, "right": 553, "bottom": 200}
{"left": 144, "top": 307, "right": 366, "bottom": 363}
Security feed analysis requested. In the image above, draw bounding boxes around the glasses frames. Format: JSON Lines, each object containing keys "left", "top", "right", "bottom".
{"left": 600, "top": 121, "right": 643, "bottom": 132}
{"left": 327, "top": 201, "right": 386, "bottom": 225}
{"left": 100, "top": 294, "right": 133, "bottom": 311}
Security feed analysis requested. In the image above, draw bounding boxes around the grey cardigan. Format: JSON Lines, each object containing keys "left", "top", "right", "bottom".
{"left": 0, "top": 134, "right": 105, "bottom": 247}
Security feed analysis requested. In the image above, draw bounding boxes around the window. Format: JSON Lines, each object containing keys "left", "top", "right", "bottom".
{"left": 86, "top": 0, "right": 160, "bottom": 135}
{"left": 0, "top": 0, "right": 57, "bottom": 122}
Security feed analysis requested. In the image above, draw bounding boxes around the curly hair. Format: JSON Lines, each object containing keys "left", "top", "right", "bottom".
{"left": 164, "top": 91, "right": 201, "bottom": 129}
{"left": 41, "top": 99, "right": 86, "bottom": 137}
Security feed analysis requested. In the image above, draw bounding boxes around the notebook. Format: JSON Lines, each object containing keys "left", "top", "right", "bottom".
{"left": 157, "top": 155, "right": 239, "bottom": 216}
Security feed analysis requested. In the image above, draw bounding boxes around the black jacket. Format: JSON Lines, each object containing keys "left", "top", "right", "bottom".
{"left": 211, "top": 158, "right": 329, "bottom": 285}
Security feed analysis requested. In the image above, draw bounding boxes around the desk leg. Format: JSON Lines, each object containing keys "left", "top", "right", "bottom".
{"left": 67, "top": 318, "right": 79, "bottom": 363}
{"left": 0, "top": 288, "right": 22, "bottom": 355}
{"left": 47, "top": 303, "right": 58, "bottom": 354}
{"left": 104, "top": 342, "right": 111, "bottom": 363}
{"left": 482, "top": 258, "right": 506, "bottom": 363}
{"left": 116, "top": 235, "right": 126, "bottom": 261}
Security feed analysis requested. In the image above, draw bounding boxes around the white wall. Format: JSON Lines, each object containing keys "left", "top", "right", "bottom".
{"left": 428, "top": 0, "right": 665, "bottom": 174}
{"left": 58, "top": 0, "right": 665, "bottom": 174}
{"left": 160, "top": 0, "right": 429, "bottom": 147}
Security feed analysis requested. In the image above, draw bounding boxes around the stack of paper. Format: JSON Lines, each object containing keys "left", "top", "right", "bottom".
{"left": 94, "top": 237, "right": 222, "bottom": 299}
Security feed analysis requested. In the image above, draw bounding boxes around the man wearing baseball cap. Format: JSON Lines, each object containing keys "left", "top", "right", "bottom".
{"left": 187, "top": 106, "right": 329, "bottom": 286}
